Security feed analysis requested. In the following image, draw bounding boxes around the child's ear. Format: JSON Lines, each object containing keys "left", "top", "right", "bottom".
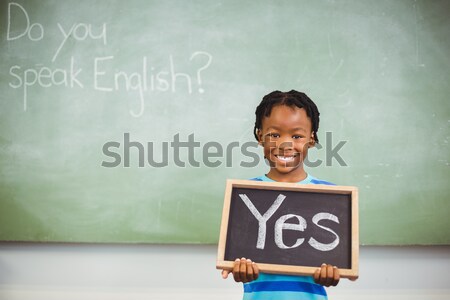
{"left": 309, "top": 133, "right": 316, "bottom": 148}
{"left": 257, "top": 129, "right": 264, "bottom": 146}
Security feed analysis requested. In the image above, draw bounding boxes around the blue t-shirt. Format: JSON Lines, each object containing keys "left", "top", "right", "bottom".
{"left": 243, "top": 174, "right": 334, "bottom": 300}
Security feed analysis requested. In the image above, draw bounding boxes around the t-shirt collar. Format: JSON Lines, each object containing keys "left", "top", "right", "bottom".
{"left": 263, "top": 174, "right": 312, "bottom": 184}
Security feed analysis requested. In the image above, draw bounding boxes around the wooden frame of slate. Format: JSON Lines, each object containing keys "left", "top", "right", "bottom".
{"left": 216, "top": 179, "right": 359, "bottom": 280}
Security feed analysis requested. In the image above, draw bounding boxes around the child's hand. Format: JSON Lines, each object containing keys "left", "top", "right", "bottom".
{"left": 221, "top": 258, "right": 259, "bottom": 283}
{"left": 313, "top": 264, "right": 340, "bottom": 287}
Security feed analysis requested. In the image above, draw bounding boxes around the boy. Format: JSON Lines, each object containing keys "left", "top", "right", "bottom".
{"left": 222, "top": 90, "right": 340, "bottom": 299}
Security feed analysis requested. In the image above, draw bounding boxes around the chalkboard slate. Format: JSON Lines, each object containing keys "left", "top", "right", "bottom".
{"left": 0, "top": 1, "right": 449, "bottom": 245}
{"left": 217, "top": 180, "right": 359, "bottom": 279}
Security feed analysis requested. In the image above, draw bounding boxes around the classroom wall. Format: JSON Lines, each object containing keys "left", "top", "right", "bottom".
{"left": 2, "top": 0, "right": 450, "bottom": 246}
{"left": 0, "top": 244, "right": 449, "bottom": 300}
{"left": 1, "top": 1, "right": 449, "bottom": 299}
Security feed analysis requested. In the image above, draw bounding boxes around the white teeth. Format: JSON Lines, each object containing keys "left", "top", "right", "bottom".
{"left": 277, "top": 156, "right": 295, "bottom": 162}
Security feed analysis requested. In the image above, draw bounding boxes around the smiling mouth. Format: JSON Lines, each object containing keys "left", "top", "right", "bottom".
{"left": 274, "top": 155, "right": 298, "bottom": 162}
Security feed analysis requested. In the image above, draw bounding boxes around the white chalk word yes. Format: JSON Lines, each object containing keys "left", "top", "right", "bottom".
{"left": 239, "top": 193, "right": 340, "bottom": 251}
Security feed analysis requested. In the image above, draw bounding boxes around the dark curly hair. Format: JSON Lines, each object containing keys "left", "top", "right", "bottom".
{"left": 253, "top": 90, "right": 320, "bottom": 143}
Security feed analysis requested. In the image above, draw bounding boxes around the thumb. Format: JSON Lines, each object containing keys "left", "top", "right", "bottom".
{"left": 222, "top": 269, "right": 231, "bottom": 279}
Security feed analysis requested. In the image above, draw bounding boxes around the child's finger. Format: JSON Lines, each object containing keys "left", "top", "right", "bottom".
{"left": 233, "top": 259, "right": 241, "bottom": 282}
{"left": 332, "top": 266, "right": 340, "bottom": 286}
{"left": 246, "top": 259, "right": 254, "bottom": 282}
{"left": 253, "top": 262, "right": 260, "bottom": 280}
{"left": 239, "top": 258, "right": 248, "bottom": 282}
{"left": 320, "top": 263, "right": 327, "bottom": 285}
{"left": 325, "top": 264, "right": 333, "bottom": 287}
{"left": 313, "top": 268, "right": 321, "bottom": 284}
{"left": 222, "top": 269, "right": 231, "bottom": 279}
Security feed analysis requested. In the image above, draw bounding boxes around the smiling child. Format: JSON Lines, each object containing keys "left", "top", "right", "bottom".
{"left": 222, "top": 90, "right": 340, "bottom": 300}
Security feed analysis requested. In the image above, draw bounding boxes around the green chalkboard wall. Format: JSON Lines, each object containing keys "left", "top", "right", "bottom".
{"left": 0, "top": 0, "right": 449, "bottom": 245}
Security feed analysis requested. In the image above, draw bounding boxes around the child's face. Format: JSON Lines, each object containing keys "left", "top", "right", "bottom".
{"left": 257, "top": 105, "right": 315, "bottom": 182}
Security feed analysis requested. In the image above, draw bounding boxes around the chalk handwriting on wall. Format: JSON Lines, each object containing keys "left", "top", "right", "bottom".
{"left": 239, "top": 194, "right": 340, "bottom": 251}
{"left": 6, "top": 2, "right": 213, "bottom": 117}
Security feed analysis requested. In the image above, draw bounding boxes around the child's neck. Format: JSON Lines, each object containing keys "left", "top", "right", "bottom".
{"left": 266, "top": 169, "right": 308, "bottom": 183}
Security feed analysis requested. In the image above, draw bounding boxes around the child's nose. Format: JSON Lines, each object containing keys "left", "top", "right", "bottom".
{"left": 278, "top": 138, "right": 294, "bottom": 150}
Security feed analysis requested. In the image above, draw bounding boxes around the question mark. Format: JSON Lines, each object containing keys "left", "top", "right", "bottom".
{"left": 190, "top": 51, "right": 212, "bottom": 94}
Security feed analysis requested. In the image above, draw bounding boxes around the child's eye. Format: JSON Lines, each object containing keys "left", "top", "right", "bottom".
{"left": 292, "top": 135, "right": 304, "bottom": 139}
{"left": 267, "top": 133, "right": 280, "bottom": 138}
